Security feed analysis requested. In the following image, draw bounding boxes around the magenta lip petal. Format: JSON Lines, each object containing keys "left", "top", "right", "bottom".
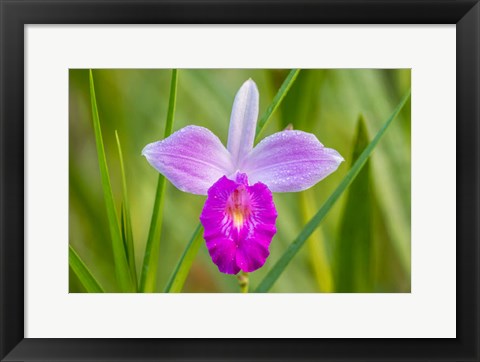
{"left": 206, "top": 237, "right": 241, "bottom": 275}
{"left": 242, "top": 130, "right": 344, "bottom": 192}
{"left": 235, "top": 182, "right": 277, "bottom": 272}
{"left": 199, "top": 174, "right": 277, "bottom": 274}
{"left": 142, "top": 125, "right": 234, "bottom": 195}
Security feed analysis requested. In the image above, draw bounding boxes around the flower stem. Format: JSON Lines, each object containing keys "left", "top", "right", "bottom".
{"left": 238, "top": 272, "right": 249, "bottom": 293}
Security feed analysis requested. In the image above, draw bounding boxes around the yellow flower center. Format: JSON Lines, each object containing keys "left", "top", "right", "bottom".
{"left": 232, "top": 209, "right": 245, "bottom": 229}
{"left": 226, "top": 186, "right": 251, "bottom": 230}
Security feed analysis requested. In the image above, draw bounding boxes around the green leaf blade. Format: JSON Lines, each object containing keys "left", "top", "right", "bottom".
{"left": 255, "top": 89, "right": 411, "bottom": 293}
{"left": 115, "top": 130, "right": 138, "bottom": 290}
{"left": 334, "top": 116, "right": 373, "bottom": 292}
{"left": 69, "top": 245, "right": 104, "bottom": 293}
{"left": 140, "top": 69, "right": 179, "bottom": 292}
{"left": 89, "top": 70, "right": 134, "bottom": 292}
{"left": 255, "top": 69, "right": 301, "bottom": 142}
{"left": 299, "top": 190, "right": 333, "bottom": 292}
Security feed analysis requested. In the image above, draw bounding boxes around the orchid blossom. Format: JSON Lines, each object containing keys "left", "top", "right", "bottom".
{"left": 142, "top": 79, "right": 343, "bottom": 274}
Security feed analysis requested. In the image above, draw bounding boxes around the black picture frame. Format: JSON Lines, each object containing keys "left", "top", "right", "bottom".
{"left": 1, "top": 1, "right": 479, "bottom": 361}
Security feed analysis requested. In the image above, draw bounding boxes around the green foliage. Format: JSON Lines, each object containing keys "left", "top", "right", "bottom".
{"left": 69, "top": 245, "right": 104, "bottom": 293}
{"left": 255, "top": 69, "right": 301, "bottom": 142}
{"left": 334, "top": 116, "right": 373, "bottom": 292}
{"left": 140, "top": 70, "right": 178, "bottom": 292}
{"left": 70, "top": 69, "right": 411, "bottom": 293}
{"left": 88, "top": 70, "right": 135, "bottom": 292}
{"left": 164, "top": 224, "right": 204, "bottom": 293}
{"left": 255, "top": 90, "right": 410, "bottom": 292}
{"left": 116, "top": 131, "right": 138, "bottom": 289}
{"left": 299, "top": 190, "right": 333, "bottom": 292}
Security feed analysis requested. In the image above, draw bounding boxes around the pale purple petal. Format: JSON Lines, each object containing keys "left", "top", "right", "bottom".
{"left": 227, "top": 79, "right": 259, "bottom": 167}
{"left": 242, "top": 130, "right": 344, "bottom": 192}
{"left": 199, "top": 174, "right": 277, "bottom": 274}
{"left": 142, "top": 126, "right": 234, "bottom": 195}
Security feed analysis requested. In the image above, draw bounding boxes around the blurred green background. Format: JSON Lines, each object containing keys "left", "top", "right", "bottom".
{"left": 69, "top": 69, "right": 411, "bottom": 293}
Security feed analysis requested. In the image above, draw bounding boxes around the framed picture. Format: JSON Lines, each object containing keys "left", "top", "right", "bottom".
{"left": 1, "top": 0, "right": 478, "bottom": 361}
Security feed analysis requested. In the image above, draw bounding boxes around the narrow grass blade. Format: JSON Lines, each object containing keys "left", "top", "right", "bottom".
{"left": 280, "top": 69, "right": 325, "bottom": 132}
{"left": 140, "top": 69, "right": 178, "bottom": 292}
{"left": 120, "top": 204, "right": 128, "bottom": 254}
{"left": 69, "top": 244, "right": 104, "bottom": 293}
{"left": 334, "top": 116, "right": 373, "bottom": 292}
{"left": 89, "top": 70, "right": 134, "bottom": 292}
{"left": 254, "top": 69, "right": 301, "bottom": 142}
{"left": 165, "top": 72, "right": 298, "bottom": 293}
{"left": 115, "top": 130, "right": 138, "bottom": 290}
{"left": 255, "top": 89, "right": 411, "bottom": 292}
{"left": 164, "top": 69, "right": 178, "bottom": 137}
{"left": 164, "top": 224, "right": 203, "bottom": 293}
